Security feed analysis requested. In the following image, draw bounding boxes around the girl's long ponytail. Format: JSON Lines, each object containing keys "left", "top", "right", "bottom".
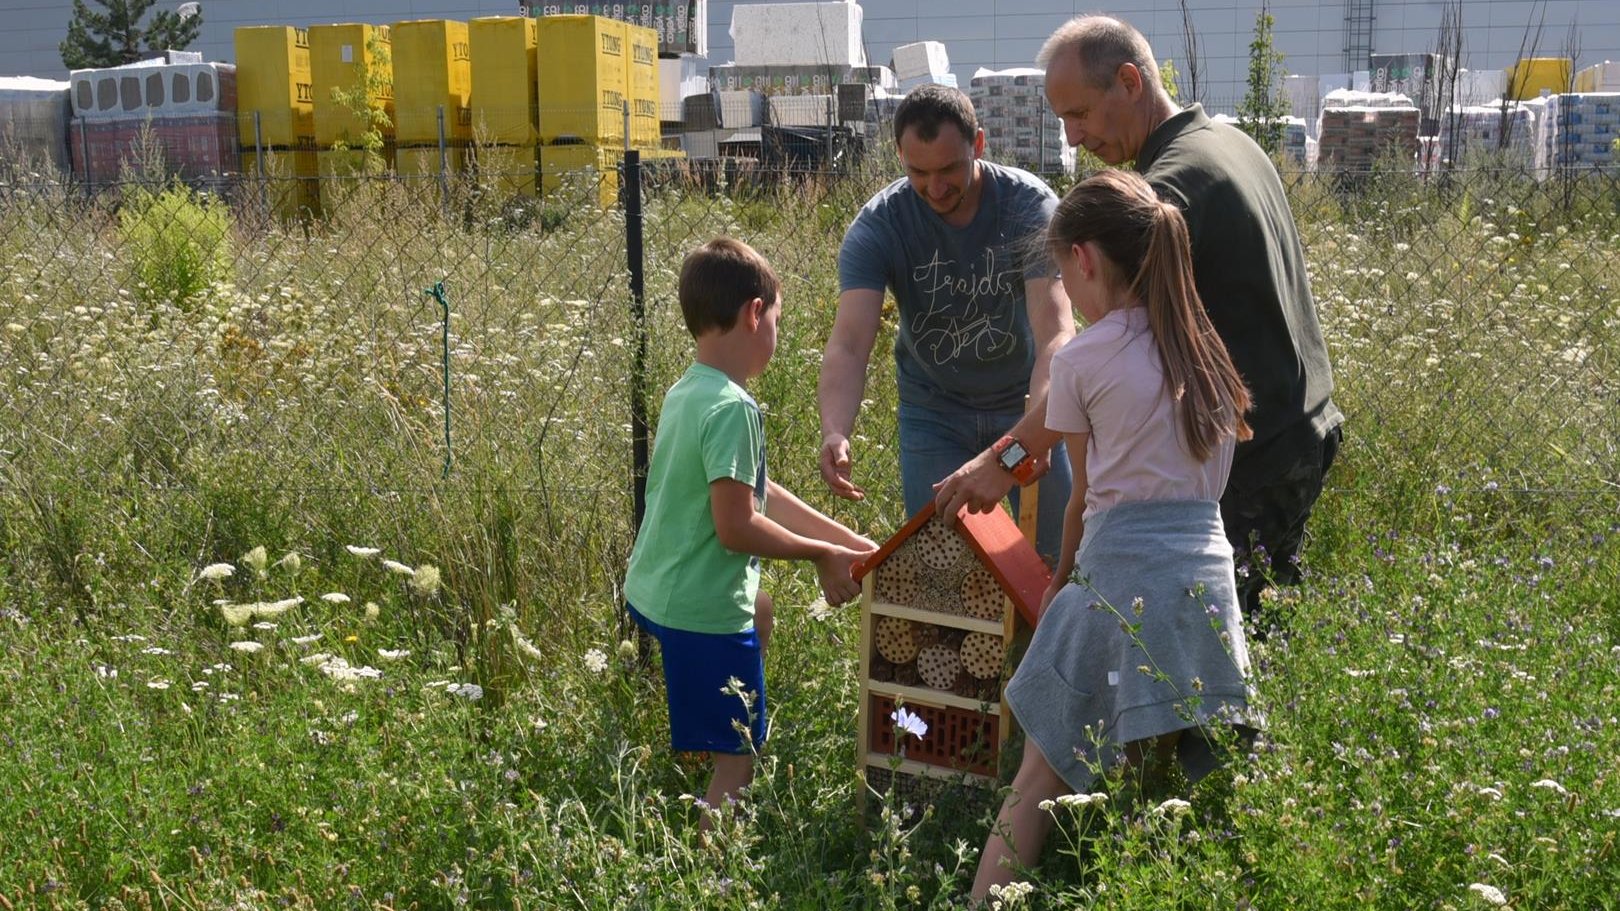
{"left": 1132, "top": 200, "right": 1253, "bottom": 461}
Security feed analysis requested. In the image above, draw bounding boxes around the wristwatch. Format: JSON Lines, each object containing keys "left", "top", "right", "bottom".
{"left": 991, "top": 434, "right": 1045, "bottom": 486}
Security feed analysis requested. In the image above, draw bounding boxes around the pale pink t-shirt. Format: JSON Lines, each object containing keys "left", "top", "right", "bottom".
{"left": 1046, "top": 306, "right": 1233, "bottom": 521}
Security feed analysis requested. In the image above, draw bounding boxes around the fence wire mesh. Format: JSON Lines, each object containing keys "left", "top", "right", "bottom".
{"left": 0, "top": 120, "right": 1617, "bottom": 604}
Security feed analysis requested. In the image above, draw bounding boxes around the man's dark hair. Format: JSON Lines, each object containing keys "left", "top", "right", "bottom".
{"left": 892, "top": 83, "right": 978, "bottom": 147}
{"left": 678, "top": 237, "right": 781, "bottom": 336}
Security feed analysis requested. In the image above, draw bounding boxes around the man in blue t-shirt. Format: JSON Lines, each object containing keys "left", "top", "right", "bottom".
{"left": 818, "top": 84, "right": 1075, "bottom": 562}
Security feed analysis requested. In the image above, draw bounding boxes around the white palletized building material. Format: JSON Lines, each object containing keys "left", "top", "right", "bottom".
{"left": 1454, "top": 68, "right": 1507, "bottom": 107}
{"left": 1574, "top": 61, "right": 1620, "bottom": 93}
{"left": 969, "top": 67, "right": 1063, "bottom": 173}
{"left": 1437, "top": 102, "right": 1539, "bottom": 167}
{"left": 729, "top": 2, "right": 865, "bottom": 68}
{"left": 1544, "top": 93, "right": 1620, "bottom": 171}
{"left": 0, "top": 76, "right": 71, "bottom": 173}
{"left": 70, "top": 60, "right": 236, "bottom": 119}
{"left": 1284, "top": 75, "right": 1320, "bottom": 135}
{"left": 898, "top": 72, "right": 957, "bottom": 93}
{"left": 659, "top": 55, "right": 709, "bottom": 121}
{"left": 892, "top": 41, "right": 949, "bottom": 82}
{"left": 767, "top": 92, "right": 834, "bottom": 127}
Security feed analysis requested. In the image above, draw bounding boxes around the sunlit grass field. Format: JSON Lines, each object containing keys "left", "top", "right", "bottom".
{"left": 0, "top": 161, "right": 1617, "bottom": 909}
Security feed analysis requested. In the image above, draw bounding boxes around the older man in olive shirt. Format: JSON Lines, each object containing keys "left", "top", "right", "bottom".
{"left": 935, "top": 15, "right": 1343, "bottom": 616}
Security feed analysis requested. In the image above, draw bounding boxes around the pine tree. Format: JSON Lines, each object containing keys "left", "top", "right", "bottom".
{"left": 1236, "top": 2, "right": 1288, "bottom": 156}
{"left": 61, "top": 0, "right": 202, "bottom": 70}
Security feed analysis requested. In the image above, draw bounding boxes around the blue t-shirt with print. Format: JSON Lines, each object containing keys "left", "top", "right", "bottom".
{"left": 837, "top": 160, "right": 1059, "bottom": 412}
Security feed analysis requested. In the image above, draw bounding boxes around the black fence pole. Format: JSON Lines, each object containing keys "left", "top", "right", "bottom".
{"left": 625, "top": 148, "right": 649, "bottom": 535}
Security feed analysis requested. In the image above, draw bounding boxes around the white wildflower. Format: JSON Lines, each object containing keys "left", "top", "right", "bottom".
{"left": 345, "top": 545, "right": 381, "bottom": 558}
{"left": 382, "top": 559, "right": 414, "bottom": 576}
{"left": 1477, "top": 786, "right": 1504, "bottom": 800}
{"left": 1153, "top": 798, "right": 1192, "bottom": 820}
{"left": 409, "top": 564, "right": 441, "bottom": 596}
{"left": 363, "top": 602, "right": 380, "bottom": 620}
{"left": 446, "top": 682, "right": 484, "bottom": 701}
{"left": 220, "top": 604, "right": 254, "bottom": 627}
{"left": 320, "top": 592, "right": 351, "bottom": 604}
{"left": 530, "top": 716, "right": 549, "bottom": 734}
{"left": 241, "top": 545, "right": 269, "bottom": 576}
{"left": 252, "top": 621, "right": 277, "bottom": 631}
{"left": 251, "top": 596, "right": 303, "bottom": 619}
{"left": 275, "top": 551, "right": 303, "bottom": 572}
{"left": 1038, "top": 798, "right": 1056, "bottom": 812}
{"left": 290, "top": 633, "right": 322, "bottom": 645}
{"left": 300, "top": 652, "right": 334, "bottom": 666}
{"left": 1056, "top": 792, "right": 1109, "bottom": 809}
{"left": 1467, "top": 883, "right": 1508, "bottom": 906}
{"left": 583, "top": 648, "right": 609, "bottom": 674}
{"left": 377, "top": 648, "right": 411, "bottom": 661}
{"left": 198, "top": 563, "right": 235, "bottom": 582}
{"left": 140, "top": 646, "right": 172, "bottom": 656}
{"left": 1530, "top": 779, "right": 1569, "bottom": 796}
{"left": 147, "top": 679, "right": 172, "bottom": 690}
{"left": 229, "top": 641, "right": 264, "bottom": 653}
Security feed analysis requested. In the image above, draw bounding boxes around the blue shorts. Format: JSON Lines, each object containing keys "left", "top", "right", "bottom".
{"left": 627, "top": 603, "right": 768, "bottom": 755}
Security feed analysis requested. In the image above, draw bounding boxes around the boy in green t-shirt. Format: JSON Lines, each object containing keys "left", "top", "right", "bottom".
{"left": 624, "top": 237, "right": 876, "bottom": 825}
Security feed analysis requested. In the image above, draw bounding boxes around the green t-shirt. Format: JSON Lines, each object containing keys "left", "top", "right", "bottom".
{"left": 624, "top": 363, "right": 767, "bottom": 634}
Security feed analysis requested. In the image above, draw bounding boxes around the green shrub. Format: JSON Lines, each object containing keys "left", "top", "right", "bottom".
{"left": 119, "top": 182, "right": 233, "bottom": 307}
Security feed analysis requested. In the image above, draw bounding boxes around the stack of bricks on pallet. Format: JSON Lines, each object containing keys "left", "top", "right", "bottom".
{"left": 1546, "top": 93, "right": 1620, "bottom": 169}
{"left": 1439, "top": 103, "right": 1539, "bottom": 166}
{"left": 969, "top": 68, "right": 1063, "bottom": 172}
{"left": 1316, "top": 89, "right": 1420, "bottom": 168}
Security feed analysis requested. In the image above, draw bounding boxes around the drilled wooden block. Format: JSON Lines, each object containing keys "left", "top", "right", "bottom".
{"left": 960, "top": 631, "right": 1005, "bottom": 680}
{"left": 916, "top": 569, "right": 965, "bottom": 616}
{"left": 917, "top": 643, "right": 961, "bottom": 691}
{"left": 876, "top": 547, "right": 920, "bottom": 605}
{"left": 874, "top": 616, "right": 920, "bottom": 664}
{"left": 960, "top": 566, "right": 1003, "bottom": 621}
{"left": 894, "top": 661, "right": 920, "bottom": 687}
{"left": 914, "top": 517, "right": 969, "bottom": 571}
{"left": 870, "top": 656, "right": 895, "bottom": 683}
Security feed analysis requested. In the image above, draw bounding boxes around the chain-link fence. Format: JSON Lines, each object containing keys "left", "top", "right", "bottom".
{"left": 1, "top": 109, "right": 1617, "bottom": 610}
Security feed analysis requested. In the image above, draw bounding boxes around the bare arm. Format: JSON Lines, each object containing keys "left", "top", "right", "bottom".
{"left": 764, "top": 479, "right": 878, "bottom": 553}
{"left": 710, "top": 478, "right": 871, "bottom": 605}
{"left": 818, "top": 287, "right": 885, "bottom": 502}
{"left": 933, "top": 276, "right": 1075, "bottom": 519}
{"left": 1043, "top": 430, "right": 1090, "bottom": 615}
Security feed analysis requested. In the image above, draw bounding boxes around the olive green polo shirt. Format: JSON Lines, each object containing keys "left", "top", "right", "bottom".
{"left": 1136, "top": 104, "right": 1343, "bottom": 471}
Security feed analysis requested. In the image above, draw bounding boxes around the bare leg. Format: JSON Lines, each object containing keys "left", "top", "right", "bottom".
{"left": 701, "top": 752, "right": 755, "bottom": 833}
{"left": 972, "top": 740, "right": 1069, "bottom": 900}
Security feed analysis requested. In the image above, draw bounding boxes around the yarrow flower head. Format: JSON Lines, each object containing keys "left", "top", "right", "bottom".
{"left": 198, "top": 563, "right": 235, "bottom": 582}
{"left": 1153, "top": 797, "right": 1192, "bottom": 820}
{"left": 409, "top": 564, "right": 441, "bottom": 596}
{"left": 583, "top": 648, "right": 610, "bottom": 674}
{"left": 1056, "top": 792, "right": 1110, "bottom": 809}
{"left": 1467, "top": 883, "right": 1508, "bottom": 906}
{"left": 891, "top": 706, "right": 928, "bottom": 740}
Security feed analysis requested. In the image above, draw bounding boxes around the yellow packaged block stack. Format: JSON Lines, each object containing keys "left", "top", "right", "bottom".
{"left": 310, "top": 23, "right": 395, "bottom": 151}
{"left": 537, "top": 15, "right": 626, "bottom": 146}
{"left": 625, "top": 22, "right": 661, "bottom": 149}
{"left": 234, "top": 26, "right": 315, "bottom": 149}
{"left": 540, "top": 144, "right": 618, "bottom": 208}
{"left": 472, "top": 144, "right": 537, "bottom": 195}
{"left": 1506, "top": 57, "right": 1572, "bottom": 101}
{"left": 392, "top": 20, "right": 472, "bottom": 146}
{"left": 241, "top": 149, "right": 319, "bottom": 219}
{"left": 469, "top": 16, "right": 538, "bottom": 145}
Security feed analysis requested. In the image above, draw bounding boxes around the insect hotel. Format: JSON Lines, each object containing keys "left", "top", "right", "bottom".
{"left": 852, "top": 501, "right": 1049, "bottom": 797}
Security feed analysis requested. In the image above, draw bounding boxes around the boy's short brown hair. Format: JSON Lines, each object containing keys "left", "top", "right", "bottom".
{"left": 678, "top": 237, "right": 782, "bottom": 336}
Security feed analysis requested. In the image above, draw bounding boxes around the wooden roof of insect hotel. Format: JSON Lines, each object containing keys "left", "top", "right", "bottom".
{"left": 852, "top": 501, "right": 1051, "bottom": 627}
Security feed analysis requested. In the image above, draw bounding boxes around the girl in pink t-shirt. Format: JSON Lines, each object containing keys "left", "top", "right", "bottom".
{"left": 974, "top": 169, "right": 1256, "bottom": 899}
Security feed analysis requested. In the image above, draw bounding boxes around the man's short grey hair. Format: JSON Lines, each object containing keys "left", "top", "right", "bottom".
{"left": 1038, "top": 15, "right": 1161, "bottom": 90}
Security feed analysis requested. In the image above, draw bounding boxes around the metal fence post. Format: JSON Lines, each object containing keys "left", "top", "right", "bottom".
{"left": 77, "top": 116, "right": 91, "bottom": 195}
{"left": 437, "top": 105, "right": 450, "bottom": 220}
{"left": 624, "top": 147, "right": 648, "bottom": 535}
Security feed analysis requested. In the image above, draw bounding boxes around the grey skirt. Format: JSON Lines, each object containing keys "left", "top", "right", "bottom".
{"left": 1005, "top": 498, "right": 1256, "bottom": 791}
